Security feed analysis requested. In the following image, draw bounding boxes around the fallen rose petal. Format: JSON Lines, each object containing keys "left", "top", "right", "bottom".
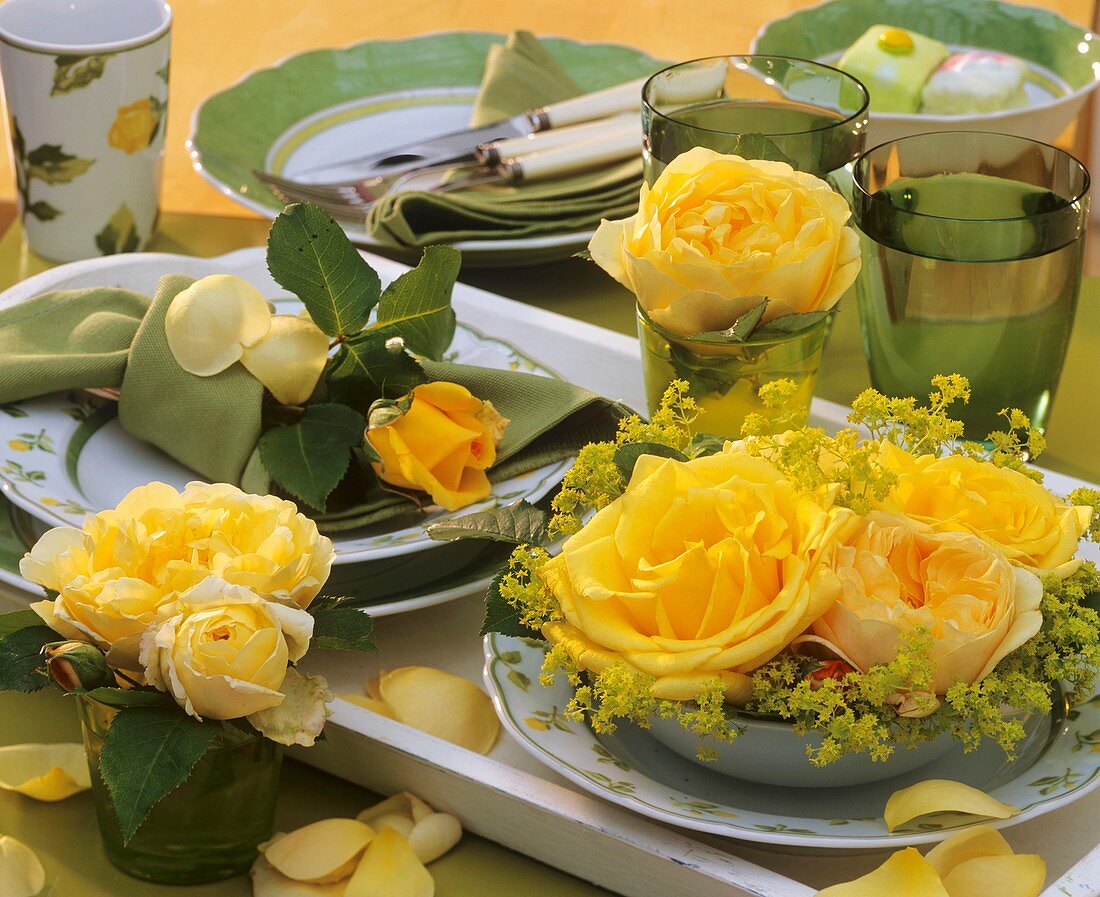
{"left": 364, "top": 676, "right": 382, "bottom": 702}
{"left": 940, "top": 854, "right": 1045, "bottom": 897}
{"left": 815, "top": 847, "right": 949, "bottom": 897}
{"left": 377, "top": 667, "right": 499, "bottom": 754}
{"left": 370, "top": 814, "right": 414, "bottom": 839}
{"left": 240, "top": 315, "right": 330, "bottom": 406}
{"left": 0, "top": 743, "right": 90, "bottom": 801}
{"left": 251, "top": 852, "right": 345, "bottom": 896}
{"left": 345, "top": 828, "right": 434, "bottom": 897}
{"left": 340, "top": 694, "right": 397, "bottom": 720}
{"left": 0, "top": 835, "right": 45, "bottom": 897}
{"left": 925, "top": 825, "right": 1013, "bottom": 877}
{"left": 357, "top": 792, "right": 434, "bottom": 826}
{"left": 165, "top": 274, "right": 272, "bottom": 376}
{"left": 262, "top": 819, "right": 375, "bottom": 883}
{"left": 408, "top": 813, "right": 462, "bottom": 864}
{"left": 249, "top": 669, "right": 333, "bottom": 748}
{"left": 884, "top": 780, "right": 1019, "bottom": 832}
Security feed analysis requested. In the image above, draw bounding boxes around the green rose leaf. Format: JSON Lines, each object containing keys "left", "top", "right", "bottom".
{"left": 754, "top": 310, "right": 832, "bottom": 337}
{"left": 26, "top": 200, "right": 61, "bottom": 221}
{"left": 99, "top": 707, "right": 217, "bottom": 844}
{"left": 328, "top": 330, "right": 426, "bottom": 411}
{"left": 369, "top": 245, "right": 459, "bottom": 360}
{"left": 52, "top": 54, "right": 108, "bottom": 95}
{"left": 25, "top": 143, "right": 94, "bottom": 185}
{"left": 0, "top": 624, "right": 58, "bottom": 692}
{"left": 613, "top": 442, "right": 688, "bottom": 481}
{"left": 95, "top": 204, "right": 141, "bottom": 255}
{"left": 266, "top": 202, "right": 381, "bottom": 338}
{"left": 0, "top": 609, "right": 44, "bottom": 640}
{"left": 78, "top": 687, "right": 175, "bottom": 709}
{"left": 734, "top": 133, "right": 797, "bottom": 167}
{"left": 259, "top": 402, "right": 365, "bottom": 511}
{"left": 307, "top": 598, "right": 377, "bottom": 653}
{"left": 427, "top": 499, "right": 548, "bottom": 545}
{"left": 481, "top": 573, "right": 541, "bottom": 638}
{"left": 688, "top": 432, "right": 727, "bottom": 457}
{"left": 695, "top": 299, "right": 769, "bottom": 342}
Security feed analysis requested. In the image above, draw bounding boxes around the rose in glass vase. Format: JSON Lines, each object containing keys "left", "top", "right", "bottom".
{"left": 0, "top": 482, "right": 376, "bottom": 884}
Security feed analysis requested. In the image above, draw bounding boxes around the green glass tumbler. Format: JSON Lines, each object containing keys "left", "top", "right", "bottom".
{"left": 851, "top": 131, "right": 1089, "bottom": 439}
{"left": 78, "top": 696, "right": 283, "bottom": 884}
{"left": 642, "top": 55, "right": 869, "bottom": 183}
{"left": 637, "top": 306, "right": 828, "bottom": 438}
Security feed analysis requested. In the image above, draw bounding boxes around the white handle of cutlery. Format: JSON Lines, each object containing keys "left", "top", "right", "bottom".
{"left": 484, "top": 113, "right": 638, "bottom": 163}
{"left": 509, "top": 124, "right": 641, "bottom": 182}
{"left": 541, "top": 77, "right": 648, "bottom": 127}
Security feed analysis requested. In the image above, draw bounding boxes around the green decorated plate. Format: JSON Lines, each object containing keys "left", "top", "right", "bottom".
{"left": 187, "top": 32, "right": 660, "bottom": 267}
{"left": 753, "top": 0, "right": 1100, "bottom": 144}
{"left": 484, "top": 633, "right": 1100, "bottom": 849}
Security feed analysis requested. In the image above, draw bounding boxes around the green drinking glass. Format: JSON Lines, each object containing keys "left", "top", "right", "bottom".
{"left": 851, "top": 131, "right": 1089, "bottom": 439}
{"left": 78, "top": 696, "right": 283, "bottom": 884}
{"left": 642, "top": 55, "right": 869, "bottom": 183}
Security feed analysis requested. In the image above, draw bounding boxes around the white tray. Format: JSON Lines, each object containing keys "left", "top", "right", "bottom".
{"left": 1, "top": 254, "right": 1096, "bottom": 896}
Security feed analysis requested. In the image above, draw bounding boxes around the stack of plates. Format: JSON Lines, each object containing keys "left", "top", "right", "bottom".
{"left": 0, "top": 249, "right": 568, "bottom": 616}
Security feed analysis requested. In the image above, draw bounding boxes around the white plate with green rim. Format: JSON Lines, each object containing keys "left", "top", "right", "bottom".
{"left": 484, "top": 632, "right": 1100, "bottom": 849}
{"left": 0, "top": 249, "right": 570, "bottom": 565}
{"left": 186, "top": 32, "right": 661, "bottom": 267}
{"left": 752, "top": 0, "right": 1100, "bottom": 145}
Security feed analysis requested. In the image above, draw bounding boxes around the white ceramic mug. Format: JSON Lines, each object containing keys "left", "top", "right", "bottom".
{"left": 0, "top": 0, "right": 171, "bottom": 262}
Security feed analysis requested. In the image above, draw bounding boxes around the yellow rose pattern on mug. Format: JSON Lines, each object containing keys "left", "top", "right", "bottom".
{"left": 107, "top": 96, "right": 164, "bottom": 154}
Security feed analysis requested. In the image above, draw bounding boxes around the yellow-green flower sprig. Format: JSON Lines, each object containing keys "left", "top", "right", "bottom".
{"left": 497, "top": 546, "right": 559, "bottom": 631}
{"left": 1067, "top": 488, "right": 1100, "bottom": 542}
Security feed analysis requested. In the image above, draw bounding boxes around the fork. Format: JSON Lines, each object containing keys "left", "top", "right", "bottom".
{"left": 254, "top": 115, "right": 639, "bottom": 222}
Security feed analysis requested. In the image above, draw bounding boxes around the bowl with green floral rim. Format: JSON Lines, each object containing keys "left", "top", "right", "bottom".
{"left": 752, "top": 0, "right": 1100, "bottom": 144}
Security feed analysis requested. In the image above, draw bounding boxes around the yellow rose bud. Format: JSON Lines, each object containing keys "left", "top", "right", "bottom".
{"left": 540, "top": 450, "right": 857, "bottom": 703}
{"left": 107, "top": 97, "right": 160, "bottom": 154}
{"left": 588, "top": 147, "right": 861, "bottom": 336}
{"left": 366, "top": 382, "right": 509, "bottom": 512}
{"left": 877, "top": 442, "right": 1092, "bottom": 577}
{"left": 139, "top": 577, "right": 314, "bottom": 721}
{"left": 812, "top": 512, "right": 1043, "bottom": 695}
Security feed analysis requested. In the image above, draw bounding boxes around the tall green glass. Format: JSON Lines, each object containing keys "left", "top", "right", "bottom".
{"left": 851, "top": 132, "right": 1089, "bottom": 438}
{"left": 642, "top": 55, "right": 869, "bottom": 182}
{"left": 78, "top": 696, "right": 283, "bottom": 884}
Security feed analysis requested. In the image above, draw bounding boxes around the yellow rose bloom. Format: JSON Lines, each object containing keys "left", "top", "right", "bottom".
{"left": 367, "top": 381, "right": 508, "bottom": 512}
{"left": 20, "top": 482, "right": 333, "bottom": 659}
{"left": 812, "top": 512, "right": 1043, "bottom": 695}
{"left": 107, "top": 97, "right": 160, "bottom": 154}
{"left": 588, "top": 147, "right": 861, "bottom": 336}
{"left": 139, "top": 577, "right": 313, "bottom": 721}
{"left": 877, "top": 443, "right": 1092, "bottom": 578}
{"left": 540, "top": 451, "right": 857, "bottom": 703}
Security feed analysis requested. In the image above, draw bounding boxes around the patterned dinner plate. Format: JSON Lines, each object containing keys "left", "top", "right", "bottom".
{"left": 483, "top": 633, "right": 1100, "bottom": 849}
{"left": 0, "top": 250, "right": 569, "bottom": 565}
{"left": 188, "top": 32, "right": 660, "bottom": 267}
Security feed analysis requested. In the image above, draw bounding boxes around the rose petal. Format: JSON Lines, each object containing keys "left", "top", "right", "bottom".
{"left": 240, "top": 315, "right": 330, "bottom": 406}
{"left": 262, "top": 819, "right": 375, "bottom": 883}
{"left": 357, "top": 792, "right": 434, "bottom": 826}
{"left": 377, "top": 667, "right": 499, "bottom": 755}
{"left": 251, "top": 852, "right": 346, "bottom": 896}
{"left": 408, "top": 813, "right": 462, "bottom": 864}
{"left": 940, "top": 855, "right": 1045, "bottom": 897}
{"left": 884, "top": 780, "right": 1019, "bottom": 832}
{"left": 340, "top": 694, "right": 397, "bottom": 720}
{"left": 370, "top": 814, "right": 414, "bottom": 839}
{"left": 165, "top": 274, "right": 272, "bottom": 376}
{"left": 0, "top": 835, "right": 45, "bottom": 897}
{"left": 248, "top": 669, "right": 333, "bottom": 747}
{"left": 815, "top": 847, "right": 949, "bottom": 897}
{"left": 344, "top": 828, "right": 434, "bottom": 897}
{"left": 925, "top": 825, "right": 1013, "bottom": 877}
{"left": 0, "top": 743, "right": 90, "bottom": 801}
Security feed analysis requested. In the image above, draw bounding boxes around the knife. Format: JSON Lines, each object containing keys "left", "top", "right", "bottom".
{"left": 289, "top": 77, "right": 648, "bottom": 182}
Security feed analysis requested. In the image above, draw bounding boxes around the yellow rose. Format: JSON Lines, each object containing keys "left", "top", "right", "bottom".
{"left": 139, "top": 577, "right": 313, "bottom": 721}
{"left": 589, "top": 147, "right": 861, "bottom": 336}
{"left": 877, "top": 443, "right": 1092, "bottom": 578}
{"left": 540, "top": 451, "right": 857, "bottom": 703}
{"left": 21, "top": 482, "right": 333, "bottom": 659}
{"left": 366, "top": 382, "right": 508, "bottom": 512}
{"left": 811, "top": 512, "right": 1043, "bottom": 696}
{"left": 107, "top": 97, "right": 160, "bottom": 154}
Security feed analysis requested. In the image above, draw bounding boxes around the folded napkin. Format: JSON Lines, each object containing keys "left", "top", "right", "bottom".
{"left": 0, "top": 277, "right": 630, "bottom": 530}
{"left": 364, "top": 31, "right": 650, "bottom": 248}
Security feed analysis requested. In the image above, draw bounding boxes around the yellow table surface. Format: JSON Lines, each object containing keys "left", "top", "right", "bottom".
{"left": 0, "top": 0, "right": 1093, "bottom": 219}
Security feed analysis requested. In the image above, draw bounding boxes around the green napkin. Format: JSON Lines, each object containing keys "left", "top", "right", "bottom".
{"left": 364, "top": 30, "right": 647, "bottom": 249}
